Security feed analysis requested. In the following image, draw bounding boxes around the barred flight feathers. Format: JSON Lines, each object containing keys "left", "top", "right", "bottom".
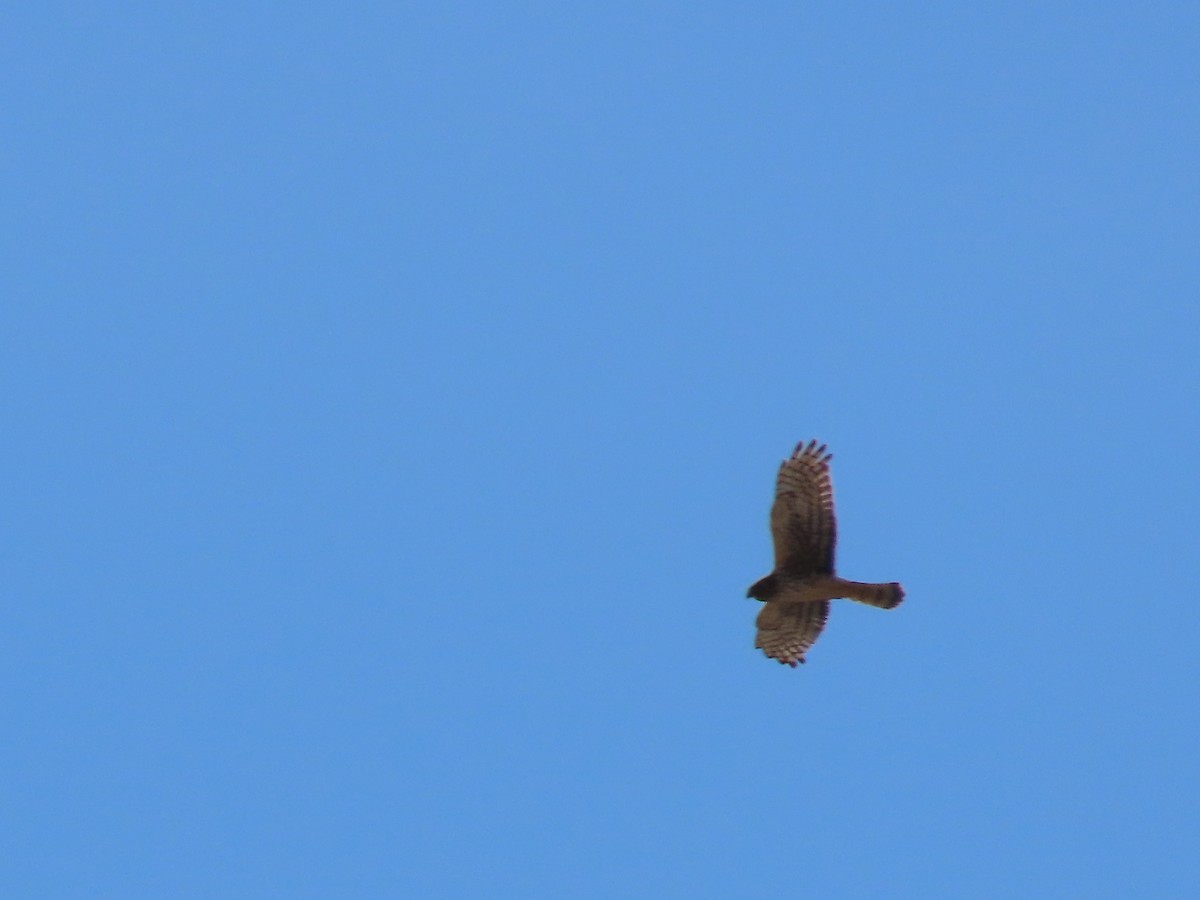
{"left": 755, "top": 599, "right": 830, "bottom": 667}
{"left": 770, "top": 440, "right": 837, "bottom": 575}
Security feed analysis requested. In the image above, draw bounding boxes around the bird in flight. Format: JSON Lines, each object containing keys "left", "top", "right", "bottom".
{"left": 747, "top": 440, "right": 904, "bottom": 666}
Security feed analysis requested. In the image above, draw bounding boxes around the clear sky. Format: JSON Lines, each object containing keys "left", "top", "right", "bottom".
{"left": 5, "top": 3, "right": 1199, "bottom": 897}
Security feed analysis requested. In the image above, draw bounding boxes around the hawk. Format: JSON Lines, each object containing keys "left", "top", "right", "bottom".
{"left": 747, "top": 440, "right": 904, "bottom": 666}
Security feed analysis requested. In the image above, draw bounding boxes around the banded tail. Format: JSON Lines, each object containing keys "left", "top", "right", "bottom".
{"left": 840, "top": 580, "right": 905, "bottom": 610}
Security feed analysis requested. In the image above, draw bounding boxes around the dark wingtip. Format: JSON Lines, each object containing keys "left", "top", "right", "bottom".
{"left": 792, "top": 439, "right": 832, "bottom": 464}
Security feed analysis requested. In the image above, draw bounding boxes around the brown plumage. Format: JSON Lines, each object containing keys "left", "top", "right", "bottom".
{"left": 747, "top": 440, "right": 904, "bottom": 666}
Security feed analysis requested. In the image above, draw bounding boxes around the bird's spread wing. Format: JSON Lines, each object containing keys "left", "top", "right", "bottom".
{"left": 755, "top": 600, "right": 830, "bottom": 666}
{"left": 770, "top": 440, "right": 837, "bottom": 574}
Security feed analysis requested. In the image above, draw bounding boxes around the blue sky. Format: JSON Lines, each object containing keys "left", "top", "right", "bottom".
{"left": 4, "top": 3, "right": 1199, "bottom": 897}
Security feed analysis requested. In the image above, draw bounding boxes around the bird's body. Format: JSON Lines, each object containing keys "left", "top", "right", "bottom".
{"left": 748, "top": 572, "right": 902, "bottom": 607}
{"left": 748, "top": 440, "right": 904, "bottom": 666}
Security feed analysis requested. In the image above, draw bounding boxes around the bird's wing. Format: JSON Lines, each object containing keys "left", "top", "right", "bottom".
{"left": 755, "top": 600, "right": 830, "bottom": 667}
{"left": 769, "top": 440, "right": 837, "bottom": 574}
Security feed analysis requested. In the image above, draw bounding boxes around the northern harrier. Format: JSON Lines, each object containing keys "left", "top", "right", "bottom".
{"left": 747, "top": 440, "right": 904, "bottom": 666}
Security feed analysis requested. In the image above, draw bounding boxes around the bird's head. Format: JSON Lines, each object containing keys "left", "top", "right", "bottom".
{"left": 746, "top": 573, "right": 778, "bottom": 601}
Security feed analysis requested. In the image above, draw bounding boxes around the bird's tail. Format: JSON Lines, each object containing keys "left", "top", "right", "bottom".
{"left": 840, "top": 580, "right": 905, "bottom": 609}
